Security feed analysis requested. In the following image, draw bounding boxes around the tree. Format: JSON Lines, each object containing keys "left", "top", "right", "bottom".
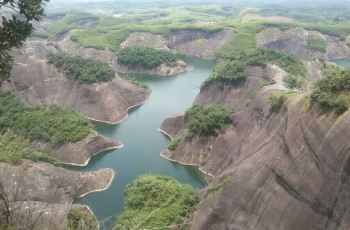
{"left": 0, "top": 0, "right": 49, "bottom": 82}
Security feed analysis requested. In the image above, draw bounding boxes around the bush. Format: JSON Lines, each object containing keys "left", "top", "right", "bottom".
{"left": 207, "top": 175, "right": 233, "bottom": 196}
{"left": 311, "top": 66, "right": 350, "bottom": 115}
{"left": 67, "top": 207, "right": 98, "bottom": 230}
{"left": 203, "top": 60, "right": 246, "bottom": 87}
{"left": 47, "top": 52, "right": 115, "bottom": 84}
{"left": 307, "top": 35, "right": 327, "bottom": 52}
{"left": 117, "top": 46, "right": 180, "bottom": 69}
{"left": 269, "top": 92, "right": 289, "bottom": 112}
{"left": 284, "top": 75, "right": 307, "bottom": 89}
{"left": 168, "top": 137, "right": 182, "bottom": 151}
{"left": 185, "top": 105, "right": 233, "bottom": 137}
{"left": 114, "top": 175, "right": 198, "bottom": 230}
{"left": 0, "top": 93, "right": 92, "bottom": 144}
{"left": 245, "top": 48, "right": 307, "bottom": 77}
{"left": 0, "top": 132, "right": 59, "bottom": 165}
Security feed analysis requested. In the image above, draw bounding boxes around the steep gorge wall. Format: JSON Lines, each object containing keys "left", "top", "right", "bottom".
{"left": 160, "top": 65, "right": 350, "bottom": 229}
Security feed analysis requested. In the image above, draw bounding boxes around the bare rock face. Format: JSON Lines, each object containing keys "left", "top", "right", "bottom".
{"left": 0, "top": 161, "right": 113, "bottom": 229}
{"left": 33, "top": 131, "right": 121, "bottom": 166}
{"left": 168, "top": 27, "right": 233, "bottom": 59}
{"left": 160, "top": 64, "right": 350, "bottom": 229}
{"left": 257, "top": 27, "right": 350, "bottom": 60}
{"left": 10, "top": 38, "right": 148, "bottom": 124}
{"left": 121, "top": 32, "right": 169, "bottom": 50}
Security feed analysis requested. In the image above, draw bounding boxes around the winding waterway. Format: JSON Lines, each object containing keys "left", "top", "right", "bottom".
{"left": 74, "top": 57, "right": 213, "bottom": 228}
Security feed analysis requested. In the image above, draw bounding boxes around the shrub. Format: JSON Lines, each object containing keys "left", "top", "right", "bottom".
{"left": 47, "top": 52, "right": 115, "bottom": 84}
{"left": 114, "top": 175, "right": 198, "bottom": 229}
{"left": 311, "top": 66, "right": 350, "bottom": 115}
{"left": 168, "top": 137, "right": 182, "bottom": 151}
{"left": 185, "top": 105, "right": 233, "bottom": 137}
{"left": 307, "top": 35, "right": 327, "bottom": 52}
{"left": 0, "top": 132, "right": 59, "bottom": 165}
{"left": 203, "top": 60, "right": 246, "bottom": 87}
{"left": 245, "top": 48, "right": 307, "bottom": 77}
{"left": 269, "top": 92, "right": 289, "bottom": 112}
{"left": 207, "top": 175, "right": 233, "bottom": 196}
{"left": 0, "top": 93, "right": 92, "bottom": 144}
{"left": 67, "top": 207, "right": 98, "bottom": 230}
{"left": 117, "top": 46, "right": 180, "bottom": 69}
{"left": 284, "top": 75, "right": 307, "bottom": 89}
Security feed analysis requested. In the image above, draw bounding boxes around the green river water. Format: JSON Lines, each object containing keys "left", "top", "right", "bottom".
{"left": 333, "top": 58, "right": 350, "bottom": 68}
{"left": 74, "top": 57, "right": 213, "bottom": 228}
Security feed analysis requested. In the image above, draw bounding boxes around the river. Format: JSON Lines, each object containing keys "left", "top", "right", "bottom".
{"left": 74, "top": 57, "right": 213, "bottom": 228}
{"left": 333, "top": 58, "right": 350, "bottom": 68}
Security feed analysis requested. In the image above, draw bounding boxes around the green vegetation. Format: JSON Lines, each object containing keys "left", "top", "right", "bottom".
{"left": 47, "top": 52, "right": 115, "bottom": 84}
{"left": 71, "top": 30, "right": 108, "bottom": 50}
{"left": 207, "top": 175, "right": 233, "bottom": 196}
{"left": 311, "top": 65, "right": 350, "bottom": 115}
{"left": 105, "top": 30, "right": 131, "bottom": 52}
{"left": 0, "top": 93, "right": 92, "bottom": 144}
{"left": 115, "top": 175, "right": 198, "bottom": 230}
{"left": 245, "top": 48, "right": 306, "bottom": 77}
{"left": 168, "top": 137, "right": 183, "bottom": 151}
{"left": 0, "top": 132, "right": 58, "bottom": 166}
{"left": 185, "top": 105, "right": 233, "bottom": 137}
{"left": 203, "top": 60, "right": 246, "bottom": 87}
{"left": 118, "top": 46, "right": 180, "bottom": 69}
{"left": 67, "top": 207, "right": 98, "bottom": 230}
{"left": 269, "top": 91, "right": 292, "bottom": 112}
{"left": 0, "top": 0, "right": 47, "bottom": 82}
{"left": 307, "top": 35, "right": 327, "bottom": 52}
{"left": 210, "top": 22, "right": 306, "bottom": 87}
{"left": 284, "top": 75, "right": 307, "bottom": 89}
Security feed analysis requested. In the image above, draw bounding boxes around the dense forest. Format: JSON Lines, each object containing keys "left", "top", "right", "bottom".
{"left": 47, "top": 52, "right": 115, "bottom": 84}
{"left": 118, "top": 46, "right": 181, "bottom": 69}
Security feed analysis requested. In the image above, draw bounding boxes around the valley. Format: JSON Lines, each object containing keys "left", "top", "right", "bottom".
{"left": 1, "top": 1, "right": 350, "bottom": 229}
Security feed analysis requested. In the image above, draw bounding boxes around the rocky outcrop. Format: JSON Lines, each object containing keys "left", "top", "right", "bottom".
{"left": 167, "top": 28, "right": 233, "bottom": 59}
{"left": 257, "top": 27, "right": 350, "bottom": 60}
{"left": 119, "top": 28, "right": 233, "bottom": 60}
{"left": 10, "top": 38, "right": 148, "bottom": 124}
{"left": 159, "top": 64, "right": 350, "bottom": 229}
{"left": 33, "top": 131, "right": 121, "bottom": 166}
{"left": 121, "top": 32, "right": 169, "bottom": 50}
{"left": 0, "top": 161, "right": 113, "bottom": 229}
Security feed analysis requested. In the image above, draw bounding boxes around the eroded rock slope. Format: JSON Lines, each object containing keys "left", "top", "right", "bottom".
{"left": 160, "top": 64, "right": 350, "bottom": 230}
{"left": 11, "top": 37, "right": 148, "bottom": 124}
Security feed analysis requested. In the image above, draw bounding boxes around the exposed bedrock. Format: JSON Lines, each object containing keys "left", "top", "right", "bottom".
{"left": 167, "top": 27, "right": 233, "bottom": 59}
{"left": 160, "top": 64, "right": 350, "bottom": 229}
{"left": 0, "top": 161, "right": 113, "bottom": 229}
{"left": 257, "top": 27, "right": 350, "bottom": 61}
{"left": 10, "top": 38, "right": 148, "bottom": 124}
{"left": 33, "top": 131, "right": 121, "bottom": 166}
{"left": 121, "top": 28, "right": 233, "bottom": 60}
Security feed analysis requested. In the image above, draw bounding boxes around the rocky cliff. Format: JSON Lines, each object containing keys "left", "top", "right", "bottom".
{"left": 33, "top": 131, "right": 121, "bottom": 166}
{"left": 160, "top": 64, "right": 350, "bottom": 229}
{"left": 257, "top": 27, "right": 350, "bottom": 61}
{"left": 0, "top": 161, "right": 114, "bottom": 229}
{"left": 167, "top": 28, "right": 234, "bottom": 59}
{"left": 121, "top": 28, "right": 233, "bottom": 60}
{"left": 10, "top": 38, "right": 148, "bottom": 124}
